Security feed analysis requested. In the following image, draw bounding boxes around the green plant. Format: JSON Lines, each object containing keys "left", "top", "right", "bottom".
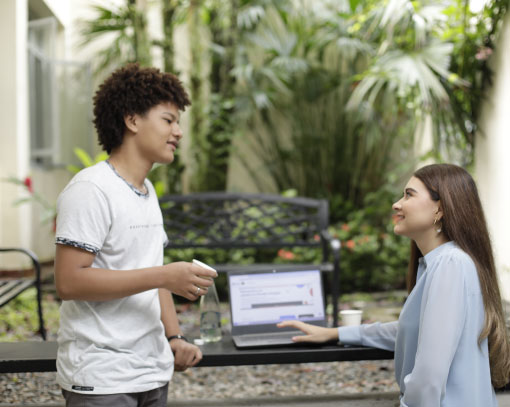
{"left": 0, "top": 289, "right": 61, "bottom": 341}
{"left": 4, "top": 148, "right": 110, "bottom": 230}
{"left": 233, "top": 1, "right": 419, "bottom": 211}
{"left": 275, "top": 218, "right": 408, "bottom": 293}
{"left": 441, "top": 0, "right": 509, "bottom": 160}
{"left": 273, "top": 184, "right": 410, "bottom": 292}
{"left": 78, "top": 1, "right": 153, "bottom": 75}
{"left": 3, "top": 175, "right": 57, "bottom": 229}
{"left": 67, "top": 148, "right": 109, "bottom": 175}
{"left": 188, "top": 0, "right": 244, "bottom": 192}
{"left": 233, "top": 0, "right": 508, "bottom": 208}
{"left": 347, "top": 0, "right": 508, "bottom": 167}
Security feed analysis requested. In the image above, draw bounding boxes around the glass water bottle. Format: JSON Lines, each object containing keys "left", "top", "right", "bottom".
{"left": 199, "top": 279, "right": 222, "bottom": 343}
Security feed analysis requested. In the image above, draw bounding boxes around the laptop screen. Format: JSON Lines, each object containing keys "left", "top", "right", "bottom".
{"left": 229, "top": 270, "right": 325, "bottom": 327}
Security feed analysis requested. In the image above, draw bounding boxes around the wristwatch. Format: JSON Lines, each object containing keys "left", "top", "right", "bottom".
{"left": 167, "top": 334, "right": 189, "bottom": 343}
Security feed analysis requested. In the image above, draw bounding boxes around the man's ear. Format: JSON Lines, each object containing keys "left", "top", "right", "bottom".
{"left": 124, "top": 114, "right": 138, "bottom": 133}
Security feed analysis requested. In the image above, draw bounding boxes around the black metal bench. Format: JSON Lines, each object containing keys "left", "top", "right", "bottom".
{"left": 0, "top": 248, "right": 46, "bottom": 340}
{"left": 159, "top": 193, "right": 342, "bottom": 325}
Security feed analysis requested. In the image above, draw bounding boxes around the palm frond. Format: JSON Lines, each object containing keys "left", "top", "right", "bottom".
{"left": 380, "top": 0, "right": 414, "bottom": 32}
{"left": 336, "top": 36, "right": 375, "bottom": 60}
{"left": 347, "top": 38, "right": 463, "bottom": 113}
{"left": 269, "top": 56, "right": 308, "bottom": 74}
{"left": 237, "top": 5, "right": 265, "bottom": 29}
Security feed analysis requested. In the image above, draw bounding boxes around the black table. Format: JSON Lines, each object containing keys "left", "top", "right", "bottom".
{"left": 0, "top": 337, "right": 393, "bottom": 374}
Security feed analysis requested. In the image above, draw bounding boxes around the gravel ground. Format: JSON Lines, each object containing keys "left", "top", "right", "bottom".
{"left": 0, "top": 293, "right": 403, "bottom": 405}
{"left": 0, "top": 360, "right": 398, "bottom": 405}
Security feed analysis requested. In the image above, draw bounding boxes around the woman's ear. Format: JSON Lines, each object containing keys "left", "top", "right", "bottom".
{"left": 435, "top": 202, "right": 443, "bottom": 221}
{"left": 124, "top": 114, "right": 138, "bottom": 133}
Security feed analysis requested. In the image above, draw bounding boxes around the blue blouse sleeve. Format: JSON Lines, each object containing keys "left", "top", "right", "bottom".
{"left": 400, "top": 256, "right": 469, "bottom": 407}
{"left": 338, "top": 321, "right": 398, "bottom": 351}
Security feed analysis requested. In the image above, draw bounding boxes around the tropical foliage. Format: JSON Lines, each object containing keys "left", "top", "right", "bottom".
{"left": 78, "top": 1, "right": 152, "bottom": 74}
{"left": 67, "top": 148, "right": 109, "bottom": 175}
{"left": 75, "top": 0, "right": 508, "bottom": 292}
{"left": 79, "top": 0, "right": 507, "bottom": 199}
{"left": 233, "top": 0, "right": 507, "bottom": 217}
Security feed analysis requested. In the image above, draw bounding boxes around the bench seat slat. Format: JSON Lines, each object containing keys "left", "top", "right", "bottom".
{"left": 0, "top": 279, "right": 33, "bottom": 306}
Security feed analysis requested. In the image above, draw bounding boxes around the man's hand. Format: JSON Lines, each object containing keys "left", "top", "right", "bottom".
{"left": 163, "top": 262, "right": 217, "bottom": 301}
{"left": 277, "top": 320, "right": 339, "bottom": 343}
{"left": 169, "top": 339, "right": 203, "bottom": 371}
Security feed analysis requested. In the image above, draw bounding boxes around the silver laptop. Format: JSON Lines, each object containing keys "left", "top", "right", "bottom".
{"left": 228, "top": 268, "right": 327, "bottom": 348}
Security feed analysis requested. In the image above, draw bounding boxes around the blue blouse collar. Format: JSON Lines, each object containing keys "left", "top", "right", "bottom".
{"left": 420, "top": 241, "right": 456, "bottom": 267}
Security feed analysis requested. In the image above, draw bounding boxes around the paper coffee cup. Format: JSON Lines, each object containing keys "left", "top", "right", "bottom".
{"left": 340, "top": 309, "right": 363, "bottom": 326}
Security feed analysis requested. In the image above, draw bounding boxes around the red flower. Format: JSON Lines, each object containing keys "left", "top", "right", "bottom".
{"left": 23, "top": 177, "right": 33, "bottom": 193}
{"left": 346, "top": 240, "right": 355, "bottom": 250}
{"left": 278, "top": 249, "right": 295, "bottom": 260}
{"left": 475, "top": 47, "right": 492, "bottom": 61}
{"left": 341, "top": 223, "right": 350, "bottom": 232}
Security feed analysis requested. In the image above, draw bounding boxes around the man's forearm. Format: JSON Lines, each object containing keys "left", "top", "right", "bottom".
{"left": 56, "top": 264, "right": 167, "bottom": 301}
{"left": 159, "top": 289, "right": 182, "bottom": 337}
{"left": 54, "top": 245, "right": 215, "bottom": 302}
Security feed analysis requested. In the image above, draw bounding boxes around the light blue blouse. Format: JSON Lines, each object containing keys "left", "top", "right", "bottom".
{"left": 339, "top": 241, "right": 496, "bottom": 407}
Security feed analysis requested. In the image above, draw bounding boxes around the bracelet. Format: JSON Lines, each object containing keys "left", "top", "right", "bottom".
{"left": 167, "top": 334, "right": 189, "bottom": 343}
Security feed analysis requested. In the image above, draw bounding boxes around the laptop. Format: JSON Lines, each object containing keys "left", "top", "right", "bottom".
{"left": 227, "top": 268, "right": 327, "bottom": 348}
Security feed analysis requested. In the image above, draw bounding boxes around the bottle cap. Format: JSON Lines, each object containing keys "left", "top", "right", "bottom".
{"left": 192, "top": 259, "right": 217, "bottom": 274}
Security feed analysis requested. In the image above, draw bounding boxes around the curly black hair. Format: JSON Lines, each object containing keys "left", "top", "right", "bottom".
{"left": 92, "top": 63, "right": 191, "bottom": 154}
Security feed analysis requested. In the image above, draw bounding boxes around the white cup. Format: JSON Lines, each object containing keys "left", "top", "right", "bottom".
{"left": 340, "top": 309, "right": 363, "bottom": 326}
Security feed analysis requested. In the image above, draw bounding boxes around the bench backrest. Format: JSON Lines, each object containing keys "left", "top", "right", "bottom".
{"left": 159, "top": 193, "right": 329, "bottom": 252}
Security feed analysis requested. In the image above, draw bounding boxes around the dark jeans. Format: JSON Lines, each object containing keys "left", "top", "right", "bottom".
{"left": 62, "top": 383, "right": 168, "bottom": 407}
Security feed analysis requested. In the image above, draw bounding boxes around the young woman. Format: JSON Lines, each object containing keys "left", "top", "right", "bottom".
{"left": 279, "top": 164, "right": 510, "bottom": 406}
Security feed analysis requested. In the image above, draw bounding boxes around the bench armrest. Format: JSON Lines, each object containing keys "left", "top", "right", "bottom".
{"left": 0, "top": 247, "right": 41, "bottom": 283}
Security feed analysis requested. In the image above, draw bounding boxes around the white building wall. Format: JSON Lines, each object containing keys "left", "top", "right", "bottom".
{"left": 475, "top": 11, "right": 510, "bottom": 301}
{"left": 0, "top": 0, "right": 74, "bottom": 263}
{"left": 0, "top": 0, "right": 32, "bottom": 263}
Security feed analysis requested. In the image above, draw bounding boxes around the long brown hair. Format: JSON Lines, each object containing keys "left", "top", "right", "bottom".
{"left": 407, "top": 164, "right": 510, "bottom": 387}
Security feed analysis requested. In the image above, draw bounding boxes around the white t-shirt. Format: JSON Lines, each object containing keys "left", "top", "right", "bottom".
{"left": 55, "top": 161, "right": 173, "bottom": 394}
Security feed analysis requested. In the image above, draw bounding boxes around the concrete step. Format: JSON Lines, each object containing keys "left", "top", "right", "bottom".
{"left": 168, "top": 393, "right": 400, "bottom": 407}
{"left": 167, "top": 392, "right": 510, "bottom": 407}
{"left": 2, "top": 392, "right": 510, "bottom": 407}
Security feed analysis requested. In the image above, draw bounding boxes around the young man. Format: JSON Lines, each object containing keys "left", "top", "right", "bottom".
{"left": 54, "top": 63, "right": 216, "bottom": 406}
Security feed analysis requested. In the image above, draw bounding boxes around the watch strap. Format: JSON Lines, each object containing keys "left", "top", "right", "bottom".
{"left": 167, "top": 334, "right": 189, "bottom": 343}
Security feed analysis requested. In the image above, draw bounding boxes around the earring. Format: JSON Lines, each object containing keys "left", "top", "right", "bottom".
{"left": 434, "top": 218, "right": 442, "bottom": 234}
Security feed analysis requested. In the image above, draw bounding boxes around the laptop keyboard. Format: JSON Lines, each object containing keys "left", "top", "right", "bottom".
{"left": 234, "top": 331, "right": 303, "bottom": 346}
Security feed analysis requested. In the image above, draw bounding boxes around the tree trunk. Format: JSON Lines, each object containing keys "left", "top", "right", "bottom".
{"left": 188, "top": 0, "right": 209, "bottom": 191}
{"left": 129, "top": 0, "right": 152, "bottom": 66}
{"left": 203, "top": 0, "right": 238, "bottom": 191}
{"left": 161, "top": 0, "right": 179, "bottom": 73}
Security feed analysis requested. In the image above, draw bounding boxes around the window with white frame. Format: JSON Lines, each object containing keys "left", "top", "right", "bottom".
{"left": 27, "top": 17, "right": 93, "bottom": 168}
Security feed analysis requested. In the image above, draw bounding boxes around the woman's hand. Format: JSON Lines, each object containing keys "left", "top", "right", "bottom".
{"left": 277, "top": 320, "right": 339, "bottom": 343}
